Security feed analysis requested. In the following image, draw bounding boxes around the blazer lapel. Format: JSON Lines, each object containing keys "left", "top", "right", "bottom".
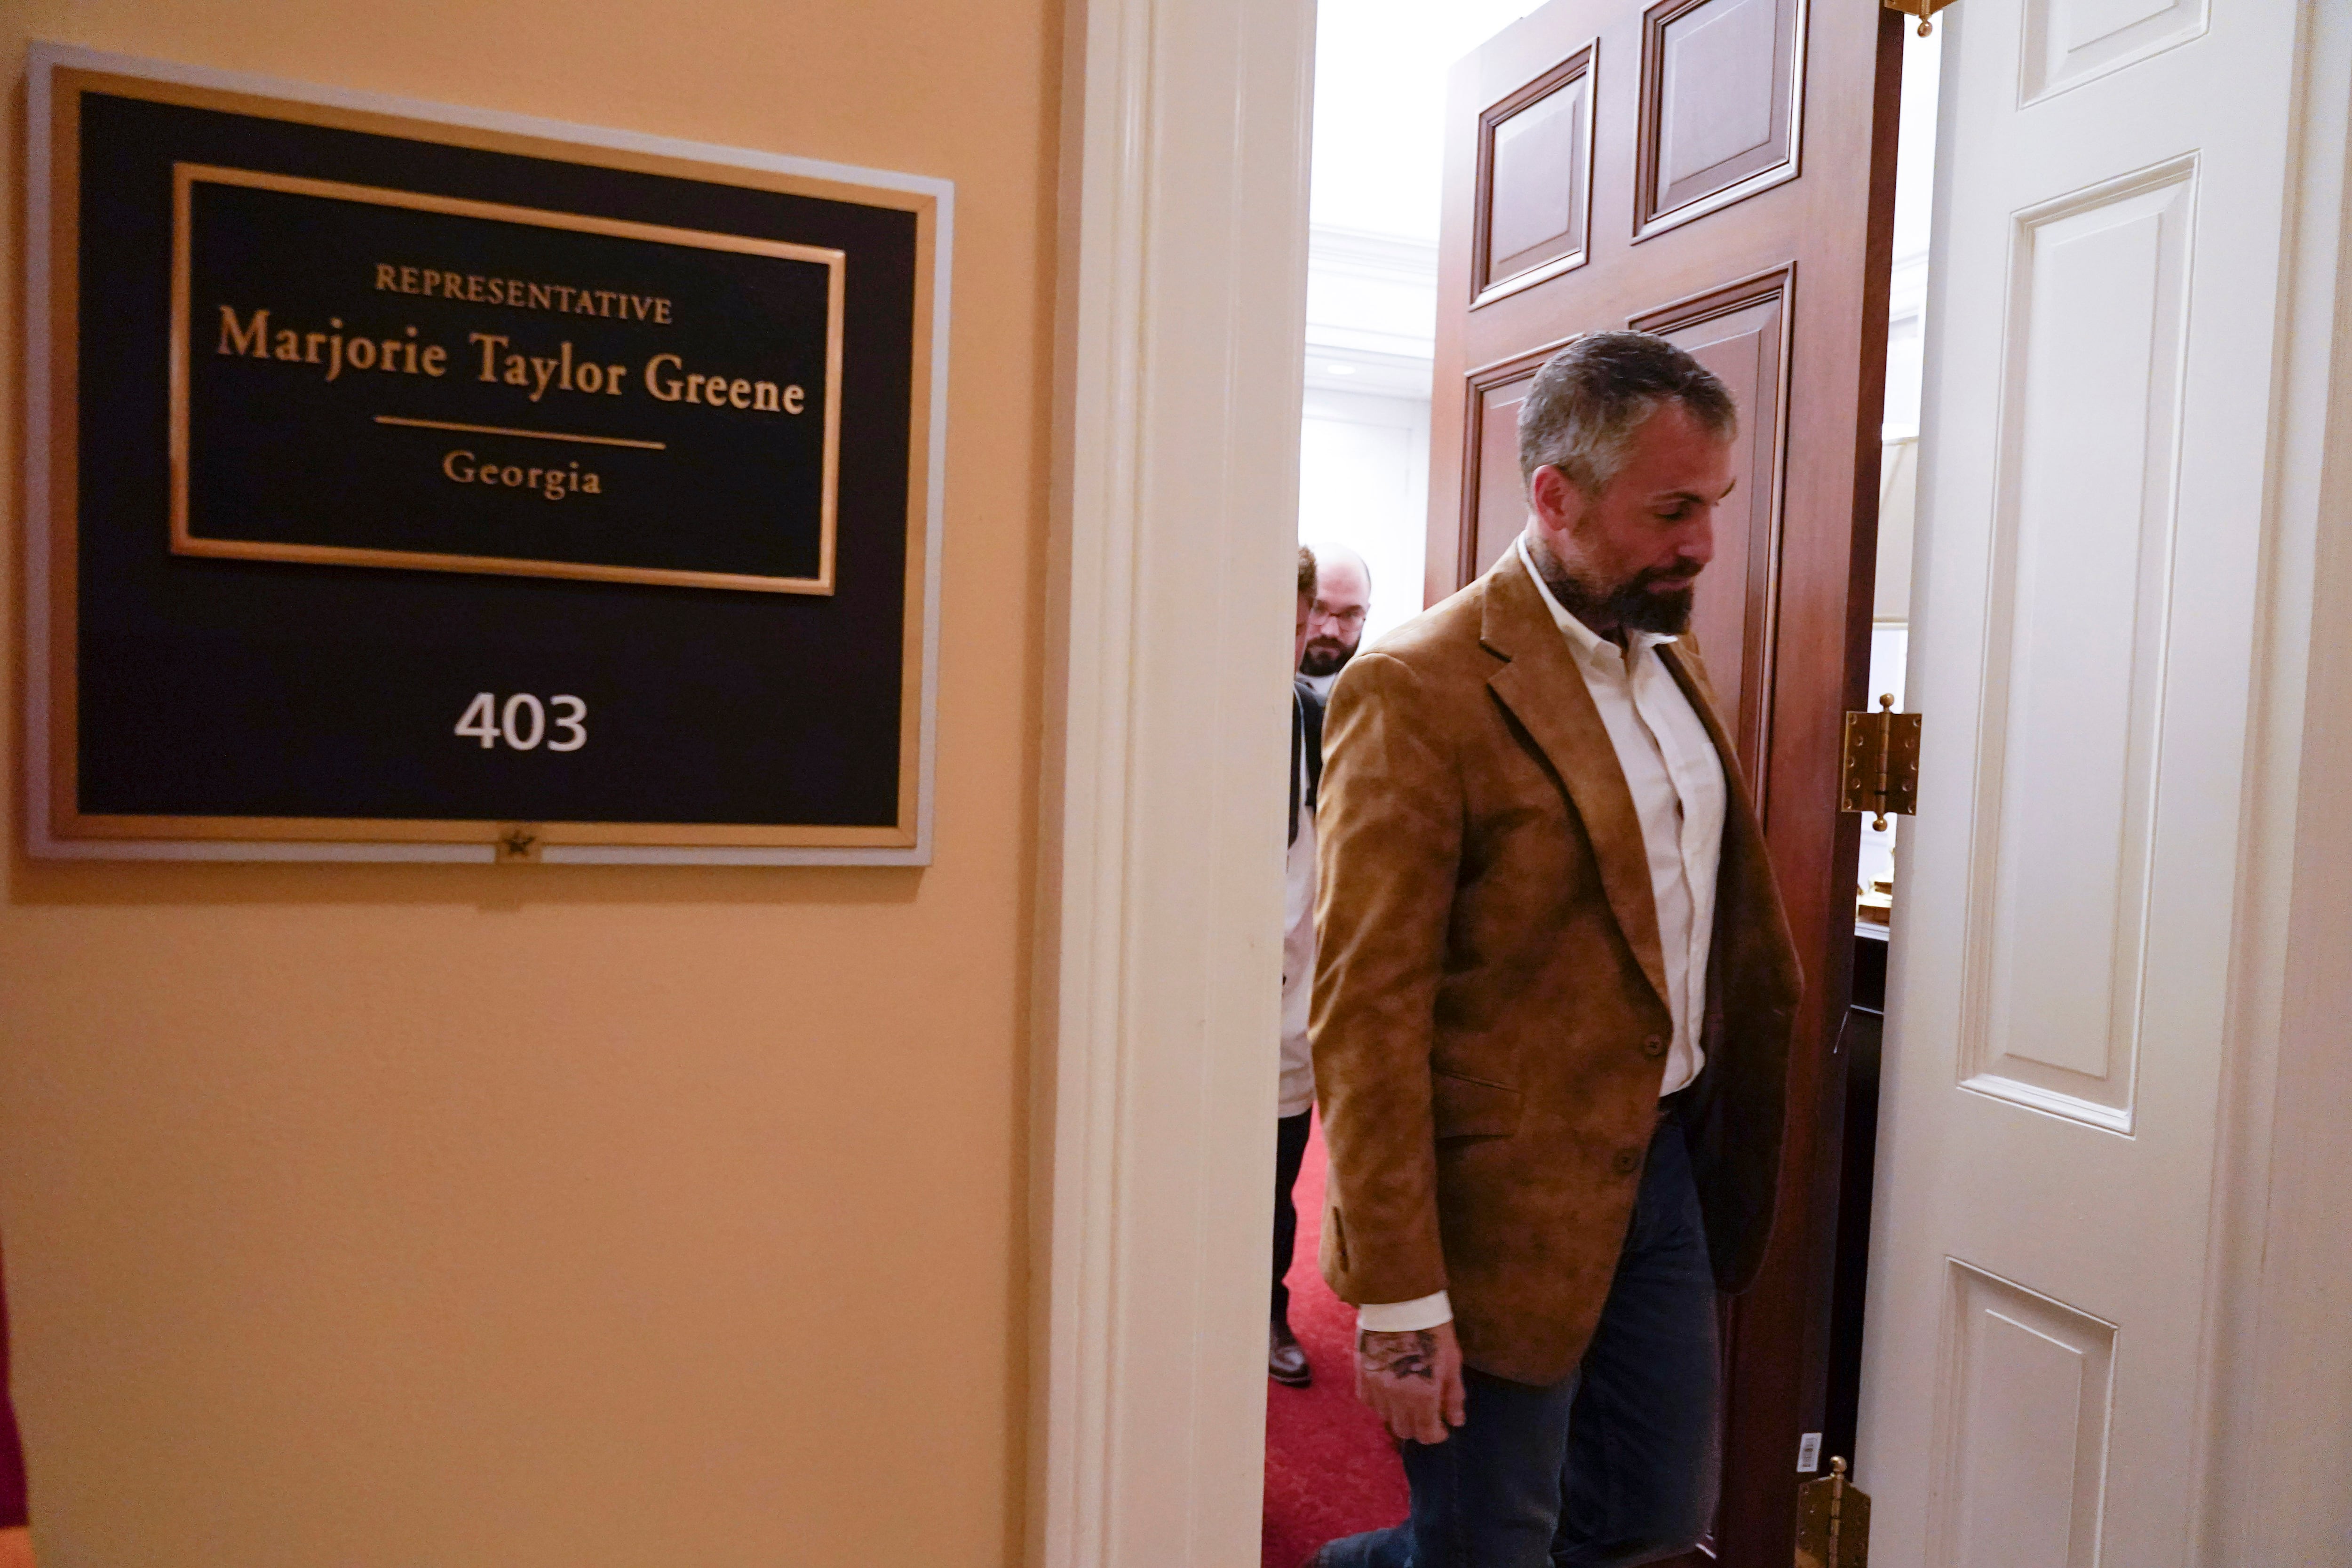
{"left": 1481, "top": 550, "right": 1672, "bottom": 1016}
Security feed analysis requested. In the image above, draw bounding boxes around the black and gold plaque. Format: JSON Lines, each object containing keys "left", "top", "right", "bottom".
{"left": 26, "top": 47, "right": 946, "bottom": 861}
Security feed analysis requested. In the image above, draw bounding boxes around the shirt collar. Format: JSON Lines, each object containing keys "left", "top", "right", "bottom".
{"left": 1514, "top": 534, "right": 1678, "bottom": 675}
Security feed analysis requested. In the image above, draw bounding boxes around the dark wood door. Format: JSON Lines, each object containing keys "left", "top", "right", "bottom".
{"left": 1427, "top": 1, "right": 1902, "bottom": 1561}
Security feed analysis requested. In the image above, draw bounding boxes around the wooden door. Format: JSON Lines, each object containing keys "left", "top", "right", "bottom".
{"left": 1428, "top": 1, "right": 1903, "bottom": 1561}
{"left": 1859, "top": 1, "right": 2312, "bottom": 1560}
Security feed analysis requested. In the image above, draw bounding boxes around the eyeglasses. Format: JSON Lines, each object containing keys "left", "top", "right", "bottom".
{"left": 1311, "top": 602, "right": 1367, "bottom": 629}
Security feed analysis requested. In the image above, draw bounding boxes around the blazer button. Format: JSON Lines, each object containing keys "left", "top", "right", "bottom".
{"left": 1642, "top": 1034, "right": 1666, "bottom": 1058}
{"left": 1612, "top": 1149, "right": 1641, "bottom": 1176}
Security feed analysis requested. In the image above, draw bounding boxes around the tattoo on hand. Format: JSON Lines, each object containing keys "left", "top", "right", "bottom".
{"left": 1362, "top": 1329, "right": 1439, "bottom": 1382}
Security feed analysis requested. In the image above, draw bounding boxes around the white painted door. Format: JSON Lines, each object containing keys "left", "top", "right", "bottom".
{"left": 1856, "top": 0, "right": 2312, "bottom": 1564}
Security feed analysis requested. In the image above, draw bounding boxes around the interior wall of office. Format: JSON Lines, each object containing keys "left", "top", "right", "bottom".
{"left": 0, "top": 3, "right": 1056, "bottom": 1563}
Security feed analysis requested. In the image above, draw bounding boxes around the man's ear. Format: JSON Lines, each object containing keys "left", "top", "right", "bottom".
{"left": 1528, "top": 464, "right": 1584, "bottom": 533}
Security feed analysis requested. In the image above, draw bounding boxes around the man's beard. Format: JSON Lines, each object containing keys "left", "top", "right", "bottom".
{"left": 1300, "top": 635, "right": 1359, "bottom": 678}
{"left": 1530, "top": 545, "right": 1696, "bottom": 637}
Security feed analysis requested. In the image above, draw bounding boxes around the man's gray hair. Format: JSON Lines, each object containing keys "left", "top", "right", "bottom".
{"left": 1517, "top": 331, "right": 1736, "bottom": 495}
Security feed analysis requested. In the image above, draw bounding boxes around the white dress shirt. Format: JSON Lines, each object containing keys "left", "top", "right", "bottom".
{"left": 1357, "top": 536, "right": 1727, "bottom": 1335}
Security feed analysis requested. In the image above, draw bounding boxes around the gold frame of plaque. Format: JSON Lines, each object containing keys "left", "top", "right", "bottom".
{"left": 168, "top": 165, "right": 850, "bottom": 596}
{"left": 27, "top": 46, "right": 946, "bottom": 864}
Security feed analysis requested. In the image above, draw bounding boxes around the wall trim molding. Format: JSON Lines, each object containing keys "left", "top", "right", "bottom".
{"left": 1032, "top": 0, "right": 1316, "bottom": 1563}
{"left": 1309, "top": 223, "right": 1441, "bottom": 287}
{"left": 1305, "top": 223, "right": 1439, "bottom": 389}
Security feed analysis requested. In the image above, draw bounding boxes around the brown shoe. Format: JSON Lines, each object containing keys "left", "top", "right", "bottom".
{"left": 1270, "top": 1316, "right": 1311, "bottom": 1387}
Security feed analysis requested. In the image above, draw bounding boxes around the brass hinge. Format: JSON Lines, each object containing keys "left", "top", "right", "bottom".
{"left": 1840, "top": 695, "right": 1922, "bottom": 831}
{"left": 1796, "top": 1457, "right": 1872, "bottom": 1568}
{"left": 1881, "top": 0, "right": 1957, "bottom": 34}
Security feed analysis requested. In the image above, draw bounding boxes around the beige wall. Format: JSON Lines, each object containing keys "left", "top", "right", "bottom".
{"left": 0, "top": 2, "right": 1056, "bottom": 1562}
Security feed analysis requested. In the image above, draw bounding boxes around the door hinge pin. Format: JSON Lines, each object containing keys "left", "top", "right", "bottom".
{"left": 1796, "top": 1455, "right": 1872, "bottom": 1567}
{"left": 1879, "top": 0, "right": 1957, "bottom": 34}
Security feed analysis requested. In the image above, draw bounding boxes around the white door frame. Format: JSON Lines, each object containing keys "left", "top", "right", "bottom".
{"left": 2201, "top": 0, "right": 2352, "bottom": 1557}
{"left": 1027, "top": 0, "right": 2352, "bottom": 1562}
{"left": 1029, "top": 0, "right": 1317, "bottom": 1564}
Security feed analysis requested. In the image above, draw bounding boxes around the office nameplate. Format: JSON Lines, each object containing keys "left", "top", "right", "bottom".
{"left": 28, "top": 48, "right": 946, "bottom": 860}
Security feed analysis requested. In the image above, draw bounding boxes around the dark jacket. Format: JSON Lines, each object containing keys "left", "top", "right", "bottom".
{"left": 1288, "top": 676, "right": 1324, "bottom": 846}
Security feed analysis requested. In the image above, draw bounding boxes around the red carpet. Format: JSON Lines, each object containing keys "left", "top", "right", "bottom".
{"left": 1264, "top": 1114, "right": 1409, "bottom": 1568}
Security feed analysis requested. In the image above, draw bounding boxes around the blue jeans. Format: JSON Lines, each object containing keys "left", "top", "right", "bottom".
{"left": 1317, "top": 1116, "right": 1720, "bottom": 1568}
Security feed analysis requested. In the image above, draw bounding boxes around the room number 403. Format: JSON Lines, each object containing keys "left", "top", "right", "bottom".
{"left": 455, "top": 692, "right": 587, "bottom": 751}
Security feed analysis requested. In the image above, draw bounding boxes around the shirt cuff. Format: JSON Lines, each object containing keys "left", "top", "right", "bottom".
{"left": 1356, "top": 1291, "right": 1453, "bottom": 1333}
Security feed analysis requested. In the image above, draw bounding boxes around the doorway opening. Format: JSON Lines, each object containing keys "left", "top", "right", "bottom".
{"left": 1268, "top": 9, "right": 1547, "bottom": 1564}
{"left": 1822, "top": 22, "right": 1939, "bottom": 1478}
{"left": 1039, "top": 0, "right": 2346, "bottom": 1554}
{"left": 1267, "top": 5, "right": 1940, "bottom": 1564}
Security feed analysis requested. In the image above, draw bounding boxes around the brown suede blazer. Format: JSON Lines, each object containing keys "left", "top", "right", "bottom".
{"left": 1311, "top": 547, "right": 1802, "bottom": 1386}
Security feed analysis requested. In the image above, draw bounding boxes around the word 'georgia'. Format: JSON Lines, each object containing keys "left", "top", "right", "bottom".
{"left": 442, "top": 450, "right": 604, "bottom": 500}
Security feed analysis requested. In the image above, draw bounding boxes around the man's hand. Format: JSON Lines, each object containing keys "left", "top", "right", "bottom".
{"left": 1354, "top": 1320, "right": 1468, "bottom": 1443}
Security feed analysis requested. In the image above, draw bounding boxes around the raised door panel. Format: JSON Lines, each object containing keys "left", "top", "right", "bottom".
{"left": 1960, "top": 163, "right": 2193, "bottom": 1135}
{"left": 1475, "top": 48, "right": 1597, "bottom": 305}
{"left": 1635, "top": 0, "right": 1804, "bottom": 238}
{"left": 1931, "top": 1263, "right": 2116, "bottom": 1568}
{"left": 2019, "top": 0, "right": 2208, "bottom": 103}
{"left": 1464, "top": 370, "right": 1540, "bottom": 583}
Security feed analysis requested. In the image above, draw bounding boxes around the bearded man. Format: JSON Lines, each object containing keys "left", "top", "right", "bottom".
{"left": 1299, "top": 542, "right": 1372, "bottom": 699}
{"left": 1309, "top": 332, "right": 1802, "bottom": 1568}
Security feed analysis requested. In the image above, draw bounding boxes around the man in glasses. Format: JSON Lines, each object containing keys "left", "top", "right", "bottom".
{"left": 1298, "top": 542, "right": 1372, "bottom": 700}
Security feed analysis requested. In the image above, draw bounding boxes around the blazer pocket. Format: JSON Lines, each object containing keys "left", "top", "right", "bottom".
{"left": 1431, "top": 1070, "right": 1523, "bottom": 1140}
